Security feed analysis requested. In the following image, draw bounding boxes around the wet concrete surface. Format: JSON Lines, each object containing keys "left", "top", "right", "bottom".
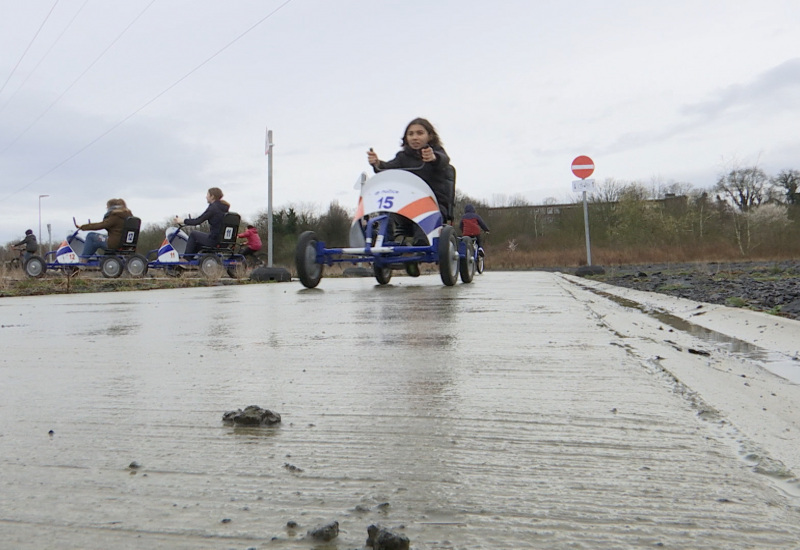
{"left": 1, "top": 272, "right": 799, "bottom": 549}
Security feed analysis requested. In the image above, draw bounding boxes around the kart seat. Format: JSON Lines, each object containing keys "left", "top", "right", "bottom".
{"left": 109, "top": 216, "right": 141, "bottom": 255}
{"left": 200, "top": 212, "right": 241, "bottom": 254}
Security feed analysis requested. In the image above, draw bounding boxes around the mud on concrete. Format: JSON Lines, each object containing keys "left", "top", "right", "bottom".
{"left": 575, "top": 260, "right": 800, "bottom": 321}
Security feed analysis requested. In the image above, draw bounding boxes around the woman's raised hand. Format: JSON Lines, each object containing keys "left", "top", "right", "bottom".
{"left": 367, "top": 148, "right": 379, "bottom": 166}
{"left": 421, "top": 146, "right": 436, "bottom": 162}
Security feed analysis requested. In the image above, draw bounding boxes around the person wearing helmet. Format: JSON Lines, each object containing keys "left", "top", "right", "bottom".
{"left": 13, "top": 229, "right": 38, "bottom": 262}
{"left": 459, "top": 204, "right": 490, "bottom": 249}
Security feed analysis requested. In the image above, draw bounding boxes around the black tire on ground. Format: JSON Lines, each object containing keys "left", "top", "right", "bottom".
{"left": 476, "top": 248, "right": 485, "bottom": 274}
{"left": 164, "top": 266, "right": 184, "bottom": 278}
{"left": 100, "top": 256, "right": 123, "bottom": 279}
{"left": 459, "top": 239, "right": 475, "bottom": 283}
{"left": 373, "top": 263, "right": 392, "bottom": 285}
{"left": 295, "top": 231, "right": 323, "bottom": 288}
{"left": 199, "top": 254, "right": 223, "bottom": 278}
{"left": 438, "top": 225, "right": 459, "bottom": 286}
{"left": 125, "top": 254, "right": 148, "bottom": 278}
{"left": 24, "top": 256, "right": 46, "bottom": 278}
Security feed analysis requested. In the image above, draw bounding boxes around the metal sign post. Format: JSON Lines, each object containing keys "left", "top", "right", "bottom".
{"left": 266, "top": 127, "right": 274, "bottom": 267}
{"left": 571, "top": 156, "right": 595, "bottom": 267}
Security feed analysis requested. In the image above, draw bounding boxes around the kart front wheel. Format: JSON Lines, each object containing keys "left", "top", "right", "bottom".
{"left": 199, "top": 254, "right": 223, "bottom": 278}
{"left": 438, "top": 225, "right": 459, "bottom": 286}
{"left": 459, "top": 239, "right": 476, "bottom": 284}
{"left": 125, "top": 254, "right": 148, "bottom": 278}
{"left": 295, "top": 231, "right": 323, "bottom": 288}
{"left": 100, "top": 256, "right": 123, "bottom": 278}
{"left": 24, "top": 256, "right": 46, "bottom": 278}
{"left": 373, "top": 263, "right": 392, "bottom": 285}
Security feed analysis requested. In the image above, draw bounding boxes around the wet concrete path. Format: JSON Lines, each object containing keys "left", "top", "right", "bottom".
{"left": 1, "top": 272, "right": 799, "bottom": 549}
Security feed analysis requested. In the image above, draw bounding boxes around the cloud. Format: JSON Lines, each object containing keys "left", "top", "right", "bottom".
{"left": 682, "top": 57, "right": 800, "bottom": 119}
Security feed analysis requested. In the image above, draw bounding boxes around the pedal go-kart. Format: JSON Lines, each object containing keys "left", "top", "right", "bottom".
{"left": 295, "top": 169, "right": 477, "bottom": 288}
{"left": 24, "top": 217, "right": 147, "bottom": 279}
{"left": 146, "top": 212, "right": 247, "bottom": 278}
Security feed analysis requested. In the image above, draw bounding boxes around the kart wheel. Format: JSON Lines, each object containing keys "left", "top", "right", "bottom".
{"left": 438, "top": 225, "right": 459, "bottom": 286}
{"left": 476, "top": 248, "right": 485, "bottom": 274}
{"left": 373, "top": 263, "right": 392, "bottom": 285}
{"left": 164, "top": 266, "right": 184, "bottom": 278}
{"left": 459, "top": 239, "right": 476, "bottom": 284}
{"left": 295, "top": 231, "right": 323, "bottom": 288}
{"left": 100, "top": 256, "right": 123, "bottom": 278}
{"left": 24, "top": 256, "right": 46, "bottom": 278}
{"left": 226, "top": 260, "right": 247, "bottom": 279}
{"left": 199, "top": 254, "right": 223, "bottom": 278}
{"left": 125, "top": 254, "right": 148, "bottom": 278}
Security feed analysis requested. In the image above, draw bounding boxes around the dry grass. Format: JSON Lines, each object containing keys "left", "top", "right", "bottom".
{"left": 487, "top": 244, "right": 797, "bottom": 270}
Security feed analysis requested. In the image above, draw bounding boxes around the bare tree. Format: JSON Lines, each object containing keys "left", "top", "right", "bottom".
{"left": 714, "top": 166, "right": 769, "bottom": 212}
{"left": 771, "top": 169, "right": 800, "bottom": 204}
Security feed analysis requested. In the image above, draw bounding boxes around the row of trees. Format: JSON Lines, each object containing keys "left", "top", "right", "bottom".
{"left": 4, "top": 165, "right": 799, "bottom": 269}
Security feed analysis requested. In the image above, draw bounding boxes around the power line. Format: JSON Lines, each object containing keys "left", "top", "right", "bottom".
{"left": 1, "top": 0, "right": 296, "bottom": 202}
{"left": 0, "top": 0, "right": 158, "bottom": 156}
{"left": 0, "top": 0, "right": 60, "bottom": 98}
{"left": 0, "top": 0, "right": 90, "bottom": 117}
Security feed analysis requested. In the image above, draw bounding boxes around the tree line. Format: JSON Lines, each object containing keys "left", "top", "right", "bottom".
{"left": 5, "top": 166, "right": 799, "bottom": 269}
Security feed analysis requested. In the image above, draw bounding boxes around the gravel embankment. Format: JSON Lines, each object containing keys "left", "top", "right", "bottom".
{"left": 585, "top": 260, "right": 800, "bottom": 321}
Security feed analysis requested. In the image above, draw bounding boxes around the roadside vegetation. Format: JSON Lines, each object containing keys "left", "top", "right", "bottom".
{"left": 2, "top": 163, "right": 798, "bottom": 297}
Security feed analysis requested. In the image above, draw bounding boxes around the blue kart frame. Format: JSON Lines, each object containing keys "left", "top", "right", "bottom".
{"left": 23, "top": 217, "right": 147, "bottom": 279}
{"left": 145, "top": 212, "right": 247, "bottom": 278}
{"left": 295, "top": 170, "right": 477, "bottom": 288}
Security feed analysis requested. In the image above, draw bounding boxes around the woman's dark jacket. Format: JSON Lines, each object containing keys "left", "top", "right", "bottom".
{"left": 79, "top": 207, "right": 133, "bottom": 250}
{"left": 183, "top": 200, "right": 230, "bottom": 243}
{"left": 374, "top": 146, "right": 455, "bottom": 220}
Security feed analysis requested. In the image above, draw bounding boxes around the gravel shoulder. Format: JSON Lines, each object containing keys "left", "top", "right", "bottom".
{"left": 578, "top": 260, "right": 800, "bottom": 321}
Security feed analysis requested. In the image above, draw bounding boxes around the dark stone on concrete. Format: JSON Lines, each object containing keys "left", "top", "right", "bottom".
{"left": 366, "top": 524, "right": 410, "bottom": 550}
{"left": 222, "top": 405, "right": 281, "bottom": 426}
{"left": 575, "top": 265, "right": 606, "bottom": 277}
{"left": 343, "top": 266, "right": 371, "bottom": 277}
{"left": 250, "top": 266, "right": 292, "bottom": 282}
{"left": 307, "top": 520, "right": 339, "bottom": 541}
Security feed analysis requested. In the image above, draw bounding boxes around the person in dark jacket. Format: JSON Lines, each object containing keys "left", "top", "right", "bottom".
{"left": 76, "top": 198, "right": 133, "bottom": 257}
{"left": 459, "top": 204, "right": 490, "bottom": 249}
{"left": 367, "top": 117, "right": 455, "bottom": 223}
{"left": 174, "top": 187, "right": 230, "bottom": 256}
{"left": 14, "top": 229, "right": 38, "bottom": 261}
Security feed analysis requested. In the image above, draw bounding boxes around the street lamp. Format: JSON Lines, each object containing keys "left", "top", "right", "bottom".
{"left": 38, "top": 194, "right": 49, "bottom": 245}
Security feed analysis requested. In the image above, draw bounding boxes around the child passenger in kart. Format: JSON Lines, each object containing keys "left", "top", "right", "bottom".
{"left": 237, "top": 224, "right": 262, "bottom": 262}
{"left": 76, "top": 198, "right": 133, "bottom": 257}
{"left": 459, "top": 204, "right": 490, "bottom": 249}
{"left": 367, "top": 117, "right": 455, "bottom": 226}
{"left": 174, "top": 187, "right": 230, "bottom": 258}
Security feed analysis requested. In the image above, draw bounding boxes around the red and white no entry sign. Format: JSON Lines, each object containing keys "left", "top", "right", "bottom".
{"left": 571, "top": 155, "right": 595, "bottom": 179}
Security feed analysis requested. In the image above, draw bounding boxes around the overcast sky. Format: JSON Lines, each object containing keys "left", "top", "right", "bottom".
{"left": 1, "top": 0, "right": 799, "bottom": 245}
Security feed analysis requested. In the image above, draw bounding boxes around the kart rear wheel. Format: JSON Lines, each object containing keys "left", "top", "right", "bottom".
{"left": 125, "top": 254, "right": 148, "bottom": 278}
{"left": 226, "top": 259, "right": 247, "bottom": 279}
{"left": 199, "top": 254, "right": 223, "bottom": 278}
{"left": 100, "top": 256, "right": 123, "bottom": 278}
{"left": 476, "top": 248, "right": 485, "bottom": 274}
{"left": 373, "top": 263, "right": 392, "bottom": 285}
{"left": 24, "top": 256, "right": 46, "bottom": 278}
{"left": 459, "top": 239, "right": 476, "bottom": 283}
{"left": 295, "top": 231, "right": 323, "bottom": 288}
{"left": 438, "top": 225, "right": 459, "bottom": 286}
